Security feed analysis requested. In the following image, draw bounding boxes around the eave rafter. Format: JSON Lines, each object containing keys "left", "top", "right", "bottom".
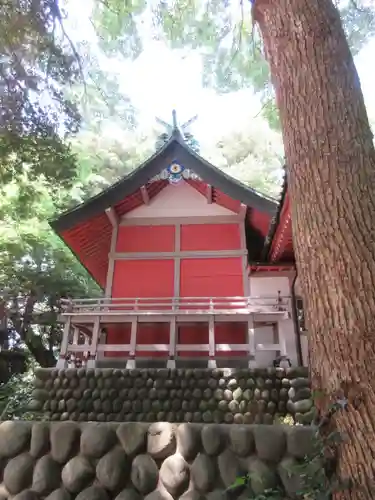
{"left": 239, "top": 204, "right": 247, "bottom": 220}
{"left": 105, "top": 207, "right": 119, "bottom": 228}
{"left": 140, "top": 185, "right": 149, "bottom": 205}
{"left": 206, "top": 184, "right": 213, "bottom": 204}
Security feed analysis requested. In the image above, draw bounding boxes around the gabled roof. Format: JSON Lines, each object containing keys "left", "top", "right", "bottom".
{"left": 50, "top": 134, "right": 277, "bottom": 232}
{"left": 261, "top": 167, "right": 294, "bottom": 263}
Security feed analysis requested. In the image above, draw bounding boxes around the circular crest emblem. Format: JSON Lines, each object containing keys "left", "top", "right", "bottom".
{"left": 167, "top": 162, "right": 184, "bottom": 184}
{"left": 168, "top": 163, "right": 183, "bottom": 175}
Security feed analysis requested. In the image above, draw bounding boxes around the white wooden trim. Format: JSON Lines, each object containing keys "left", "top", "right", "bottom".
{"left": 62, "top": 311, "right": 289, "bottom": 325}
{"left": 208, "top": 316, "right": 215, "bottom": 356}
{"left": 256, "top": 343, "right": 281, "bottom": 351}
{"left": 136, "top": 344, "right": 169, "bottom": 352}
{"left": 247, "top": 316, "right": 255, "bottom": 356}
{"left": 206, "top": 185, "right": 213, "bottom": 203}
{"left": 239, "top": 204, "right": 247, "bottom": 220}
{"left": 277, "top": 320, "right": 288, "bottom": 356}
{"left": 140, "top": 185, "right": 149, "bottom": 205}
{"left": 105, "top": 224, "right": 118, "bottom": 297}
{"left": 129, "top": 319, "right": 137, "bottom": 356}
{"left": 105, "top": 207, "right": 118, "bottom": 227}
{"left": 120, "top": 215, "right": 242, "bottom": 226}
{"left": 69, "top": 342, "right": 268, "bottom": 355}
{"left": 97, "top": 330, "right": 107, "bottom": 361}
{"left": 57, "top": 316, "right": 71, "bottom": 368}
{"left": 239, "top": 220, "right": 250, "bottom": 297}
{"left": 98, "top": 344, "right": 130, "bottom": 352}
{"left": 86, "top": 317, "right": 100, "bottom": 368}
{"left": 174, "top": 224, "right": 181, "bottom": 299}
{"left": 169, "top": 318, "right": 176, "bottom": 356}
{"left": 249, "top": 270, "right": 295, "bottom": 278}
{"left": 111, "top": 249, "right": 247, "bottom": 260}
{"left": 177, "top": 344, "right": 209, "bottom": 352}
{"left": 72, "top": 327, "right": 79, "bottom": 345}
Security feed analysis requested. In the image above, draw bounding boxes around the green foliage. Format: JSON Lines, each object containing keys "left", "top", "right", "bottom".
{"left": 209, "top": 117, "right": 284, "bottom": 197}
{"left": 92, "top": 0, "right": 146, "bottom": 58}
{"left": 0, "top": 0, "right": 82, "bottom": 180}
{"left": 0, "top": 369, "right": 40, "bottom": 421}
{"left": 93, "top": 0, "right": 375, "bottom": 129}
{"left": 226, "top": 398, "right": 355, "bottom": 500}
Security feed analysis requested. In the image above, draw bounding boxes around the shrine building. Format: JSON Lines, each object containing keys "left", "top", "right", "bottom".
{"left": 51, "top": 112, "right": 307, "bottom": 371}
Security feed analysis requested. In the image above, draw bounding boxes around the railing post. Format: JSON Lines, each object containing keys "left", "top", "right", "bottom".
{"left": 277, "top": 319, "right": 288, "bottom": 357}
{"left": 247, "top": 315, "right": 257, "bottom": 368}
{"left": 127, "top": 318, "right": 137, "bottom": 369}
{"left": 57, "top": 317, "right": 71, "bottom": 368}
{"left": 167, "top": 317, "right": 176, "bottom": 368}
{"left": 70, "top": 327, "right": 79, "bottom": 366}
{"left": 208, "top": 316, "right": 216, "bottom": 368}
{"left": 97, "top": 329, "right": 107, "bottom": 363}
{"left": 83, "top": 333, "right": 89, "bottom": 366}
{"left": 87, "top": 317, "right": 100, "bottom": 368}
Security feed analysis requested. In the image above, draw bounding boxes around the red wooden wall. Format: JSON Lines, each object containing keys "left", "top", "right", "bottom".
{"left": 106, "top": 222, "right": 245, "bottom": 358}
{"left": 116, "top": 225, "right": 175, "bottom": 253}
{"left": 180, "top": 224, "right": 240, "bottom": 251}
{"left": 112, "top": 260, "right": 174, "bottom": 299}
{"left": 180, "top": 258, "right": 243, "bottom": 297}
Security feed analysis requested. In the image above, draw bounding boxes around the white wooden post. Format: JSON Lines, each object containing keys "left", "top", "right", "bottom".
{"left": 83, "top": 334, "right": 89, "bottom": 365}
{"left": 167, "top": 318, "right": 176, "bottom": 368}
{"left": 87, "top": 317, "right": 100, "bottom": 368}
{"left": 247, "top": 315, "right": 257, "bottom": 368}
{"left": 97, "top": 330, "right": 107, "bottom": 362}
{"left": 208, "top": 316, "right": 216, "bottom": 368}
{"left": 71, "top": 327, "right": 79, "bottom": 366}
{"left": 127, "top": 319, "right": 137, "bottom": 369}
{"left": 277, "top": 320, "right": 288, "bottom": 357}
{"left": 57, "top": 317, "right": 71, "bottom": 368}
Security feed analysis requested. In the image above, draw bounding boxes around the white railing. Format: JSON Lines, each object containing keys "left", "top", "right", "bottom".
{"left": 60, "top": 296, "right": 290, "bottom": 316}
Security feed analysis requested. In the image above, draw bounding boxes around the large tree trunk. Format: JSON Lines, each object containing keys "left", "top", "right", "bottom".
{"left": 253, "top": 0, "right": 375, "bottom": 497}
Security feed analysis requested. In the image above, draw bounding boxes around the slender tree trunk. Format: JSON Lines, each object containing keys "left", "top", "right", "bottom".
{"left": 253, "top": 0, "right": 375, "bottom": 497}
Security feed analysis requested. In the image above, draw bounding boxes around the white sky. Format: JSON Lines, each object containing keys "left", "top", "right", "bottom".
{"left": 68, "top": 1, "right": 375, "bottom": 144}
{"left": 117, "top": 39, "right": 375, "bottom": 141}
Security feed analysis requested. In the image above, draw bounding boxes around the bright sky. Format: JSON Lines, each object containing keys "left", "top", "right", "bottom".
{"left": 68, "top": 0, "right": 375, "bottom": 146}
{"left": 117, "top": 39, "right": 375, "bottom": 143}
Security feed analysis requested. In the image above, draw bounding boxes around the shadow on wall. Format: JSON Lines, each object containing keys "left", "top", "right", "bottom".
{"left": 0, "top": 421, "right": 324, "bottom": 499}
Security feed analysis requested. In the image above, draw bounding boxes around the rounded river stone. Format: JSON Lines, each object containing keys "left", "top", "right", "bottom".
{"left": 176, "top": 423, "right": 201, "bottom": 460}
{"left": 32, "top": 454, "right": 61, "bottom": 495}
{"left": 191, "top": 453, "right": 215, "bottom": 493}
{"left": 76, "top": 486, "right": 109, "bottom": 500}
{"left": 96, "top": 446, "right": 130, "bottom": 491}
{"left": 201, "top": 425, "right": 222, "bottom": 455}
{"left": 159, "top": 454, "right": 190, "bottom": 497}
{"left": 4, "top": 453, "right": 35, "bottom": 495}
{"left": 0, "top": 422, "right": 31, "bottom": 458}
{"left": 229, "top": 426, "right": 254, "bottom": 456}
{"left": 80, "top": 423, "right": 116, "bottom": 458}
{"left": 61, "top": 456, "right": 95, "bottom": 494}
{"left": 131, "top": 454, "right": 159, "bottom": 495}
{"left": 147, "top": 423, "right": 176, "bottom": 459}
{"left": 51, "top": 423, "right": 80, "bottom": 464}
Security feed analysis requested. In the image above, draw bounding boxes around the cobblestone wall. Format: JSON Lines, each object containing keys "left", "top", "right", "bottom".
{"left": 0, "top": 421, "right": 323, "bottom": 499}
{"left": 30, "top": 367, "right": 314, "bottom": 425}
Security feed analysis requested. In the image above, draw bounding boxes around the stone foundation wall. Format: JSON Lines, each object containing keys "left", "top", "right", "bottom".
{"left": 0, "top": 421, "right": 323, "bottom": 500}
{"left": 30, "top": 367, "right": 314, "bottom": 424}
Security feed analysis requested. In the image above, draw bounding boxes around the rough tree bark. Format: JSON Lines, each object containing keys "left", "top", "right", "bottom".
{"left": 253, "top": 0, "right": 375, "bottom": 497}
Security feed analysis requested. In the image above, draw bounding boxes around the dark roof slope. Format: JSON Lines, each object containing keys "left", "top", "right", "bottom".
{"left": 261, "top": 166, "right": 288, "bottom": 260}
{"left": 50, "top": 135, "right": 278, "bottom": 232}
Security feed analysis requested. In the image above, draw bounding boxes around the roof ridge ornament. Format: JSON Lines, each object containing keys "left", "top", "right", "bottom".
{"left": 155, "top": 110, "right": 200, "bottom": 153}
